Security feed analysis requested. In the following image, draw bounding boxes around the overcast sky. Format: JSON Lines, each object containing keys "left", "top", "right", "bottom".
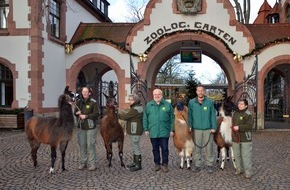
{"left": 106, "top": 0, "right": 278, "bottom": 84}
{"left": 109, "top": 0, "right": 277, "bottom": 23}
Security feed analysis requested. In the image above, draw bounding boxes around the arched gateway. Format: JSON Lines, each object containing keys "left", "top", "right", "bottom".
{"left": 65, "top": 0, "right": 290, "bottom": 130}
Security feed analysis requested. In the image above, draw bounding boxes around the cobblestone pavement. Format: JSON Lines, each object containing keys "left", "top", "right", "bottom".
{"left": 0, "top": 128, "right": 289, "bottom": 190}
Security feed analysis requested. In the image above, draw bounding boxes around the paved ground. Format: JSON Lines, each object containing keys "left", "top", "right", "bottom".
{"left": 0, "top": 128, "right": 289, "bottom": 190}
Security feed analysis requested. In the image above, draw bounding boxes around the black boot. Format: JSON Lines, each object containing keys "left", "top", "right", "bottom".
{"left": 126, "top": 155, "right": 136, "bottom": 168}
{"left": 130, "top": 155, "right": 142, "bottom": 172}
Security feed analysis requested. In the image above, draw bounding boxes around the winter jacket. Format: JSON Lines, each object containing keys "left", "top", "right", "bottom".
{"left": 118, "top": 103, "right": 144, "bottom": 135}
{"left": 74, "top": 98, "right": 99, "bottom": 130}
{"left": 188, "top": 97, "right": 217, "bottom": 130}
{"left": 143, "top": 99, "right": 174, "bottom": 138}
{"left": 232, "top": 109, "right": 254, "bottom": 142}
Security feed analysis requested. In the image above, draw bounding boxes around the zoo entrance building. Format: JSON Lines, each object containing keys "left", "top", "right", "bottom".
{"left": 0, "top": 0, "right": 290, "bottom": 130}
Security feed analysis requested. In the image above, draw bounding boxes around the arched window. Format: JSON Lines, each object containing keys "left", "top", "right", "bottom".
{"left": 0, "top": 64, "right": 13, "bottom": 107}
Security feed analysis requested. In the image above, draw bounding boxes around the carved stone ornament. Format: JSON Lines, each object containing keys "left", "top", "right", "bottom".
{"left": 176, "top": 0, "right": 202, "bottom": 14}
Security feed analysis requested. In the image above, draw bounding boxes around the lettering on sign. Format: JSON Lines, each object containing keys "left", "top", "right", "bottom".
{"left": 143, "top": 21, "right": 237, "bottom": 46}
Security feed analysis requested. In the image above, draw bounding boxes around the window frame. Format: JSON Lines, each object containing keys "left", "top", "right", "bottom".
{"left": 0, "top": 0, "right": 9, "bottom": 29}
{"left": 49, "top": 0, "right": 60, "bottom": 38}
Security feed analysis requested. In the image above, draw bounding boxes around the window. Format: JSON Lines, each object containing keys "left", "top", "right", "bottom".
{"left": 49, "top": 0, "right": 60, "bottom": 38}
{"left": 86, "top": 0, "right": 108, "bottom": 16}
{"left": 0, "top": 0, "right": 9, "bottom": 29}
{"left": 0, "top": 64, "right": 13, "bottom": 107}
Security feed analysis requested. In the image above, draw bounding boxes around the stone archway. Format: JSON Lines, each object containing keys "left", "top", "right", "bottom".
{"left": 258, "top": 56, "right": 290, "bottom": 129}
{"left": 138, "top": 32, "right": 244, "bottom": 99}
{"left": 67, "top": 53, "right": 128, "bottom": 108}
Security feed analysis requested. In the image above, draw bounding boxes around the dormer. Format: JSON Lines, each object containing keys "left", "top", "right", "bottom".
{"left": 253, "top": 0, "right": 272, "bottom": 24}
{"left": 266, "top": 2, "right": 280, "bottom": 23}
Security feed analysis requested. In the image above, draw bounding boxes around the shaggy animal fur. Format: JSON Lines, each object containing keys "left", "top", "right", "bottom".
{"left": 173, "top": 103, "right": 194, "bottom": 169}
{"left": 25, "top": 86, "right": 76, "bottom": 174}
{"left": 100, "top": 97, "right": 125, "bottom": 167}
{"left": 214, "top": 97, "right": 237, "bottom": 170}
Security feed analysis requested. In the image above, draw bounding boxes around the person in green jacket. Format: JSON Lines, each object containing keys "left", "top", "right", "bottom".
{"left": 188, "top": 84, "right": 217, "bottom": 173}
{"left": 75, "top": 87, "right": 99, "bottom": 171}
{"left": 143, "top": 89, "right": 174, "bottom": 173}
{"left": 118, "top": 94, "right": 143, "bottom": 172}
{"left": 232, "top": 99, "right": 254, "bottom": 179}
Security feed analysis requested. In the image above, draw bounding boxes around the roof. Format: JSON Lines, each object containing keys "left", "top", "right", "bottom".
{"left": 70, "top": 22, "right": 290, "bottom": 52}
{"left": 70, "top": 23, "right": 136, "bottom": 48}
{"left": 253, "top": 0, "right": 272, "bottom": 24}
{"left": 245, "top": 24, "right": 290, "bottom": 45}
{"left": 267, "top": 2, "right": 279, "bottom": 16}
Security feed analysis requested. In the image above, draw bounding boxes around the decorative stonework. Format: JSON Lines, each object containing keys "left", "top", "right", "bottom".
{"left": 176, "top": 0, "right": 202, "bottom": 14}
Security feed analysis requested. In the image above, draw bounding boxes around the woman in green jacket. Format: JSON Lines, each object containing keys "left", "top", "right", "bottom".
{"left": 118, "top": 94, "right": 143, "bottom": 172}
{"left": 232, "top": 99, "right": 254, "bottom": 179}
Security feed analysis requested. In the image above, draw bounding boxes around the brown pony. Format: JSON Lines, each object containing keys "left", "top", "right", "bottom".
{"left": 173, "top": 100, "right": 194, "bottom": 169}
{"left": 214, "top": 96, "right": 237, "bottom": 170}
{"left": 100, "top": 97, "right": 125, "bottom": 167}
{"left": 25, "top": 86, "right": 77, "bottom": 174}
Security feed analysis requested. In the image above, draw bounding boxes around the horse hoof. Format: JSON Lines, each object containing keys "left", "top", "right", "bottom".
{"left": 220, "top": 167, "right": 224, "bottom": 170}
{"left": 179, "top": 166, "right": 183, "bottom": 169}
{"left": 187, "top": 167, "right": 191, "bottom": 170}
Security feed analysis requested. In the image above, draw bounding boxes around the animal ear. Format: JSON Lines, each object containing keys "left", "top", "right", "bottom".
{"left": 64, "top": 86, "right": 69, "bottom": 94}
{"left": 102, "top": 92, "right": 109, "bottom": 99}
{"left": 113, "top": 93, "right": 117, "bottom": 98}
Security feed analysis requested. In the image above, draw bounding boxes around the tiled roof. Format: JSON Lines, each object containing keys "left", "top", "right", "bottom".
{"left": 245, "top": 24, "right": 290, "bottom": 45}
{"left": 267, "top": 2, "right": 279, "bottom": 16}
{"left": 253, "top": 0, "right": 272, "bottom": 24}
{"left": 70, "top": 23, "right": 136, "bottom": 48}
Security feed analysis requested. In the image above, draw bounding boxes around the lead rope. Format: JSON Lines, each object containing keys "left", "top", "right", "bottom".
{"left": 75, "top": 105, "right": 84, "bottom": 134}
{"left": 231, "top": 126, "right": 240, "bottom": 143}
{"left": 231, "top": 116, "right": 241, "bottom": 143}
{"left": 179, "top": 110, "right": 212, "bottom": 149}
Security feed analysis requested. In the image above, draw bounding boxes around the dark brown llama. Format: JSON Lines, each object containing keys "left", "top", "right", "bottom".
{"left": 100, "top": 97, "right": 125, "bottom": 167}
{"left": 25, "top": 86, "right": 77, "bottom": 174}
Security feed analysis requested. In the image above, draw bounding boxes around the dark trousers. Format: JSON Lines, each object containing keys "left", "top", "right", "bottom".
{"left": 150, "top": 137, "right": 169, "bottom": 165}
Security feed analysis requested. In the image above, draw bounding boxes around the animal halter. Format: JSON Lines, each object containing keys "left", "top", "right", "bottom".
{"left": 106, "top": 102, "right": 116, "bottom": 109}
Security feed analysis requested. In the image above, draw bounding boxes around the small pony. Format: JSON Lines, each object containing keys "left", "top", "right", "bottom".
{"left": 214, "top": 96, "right": 237, "bottom": 170}
{"left": 173, "top": 100, "right": 194, "bottom": 169}
{"left": 25, "top": 86, "right": 77, "bottom": 174}
{"left": 100, "top": 97, "right": 125, "bottom": 167}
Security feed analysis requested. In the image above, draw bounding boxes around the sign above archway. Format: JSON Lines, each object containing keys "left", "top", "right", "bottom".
{"left": 129, "top": 0, "right": 254, "bottom": 58}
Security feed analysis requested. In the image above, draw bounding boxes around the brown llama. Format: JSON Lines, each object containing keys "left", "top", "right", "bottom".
{"left": 173, "top": 101, "right": 194, "bottom": 169}
{"left": 214, "top": 96, "right": 237, "bottom": 170}
{"left": 100, "top": 97, "right": 125, "bottom": 167}
{"left": 25, "top": 86, "right": 77, "bottom": 174}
